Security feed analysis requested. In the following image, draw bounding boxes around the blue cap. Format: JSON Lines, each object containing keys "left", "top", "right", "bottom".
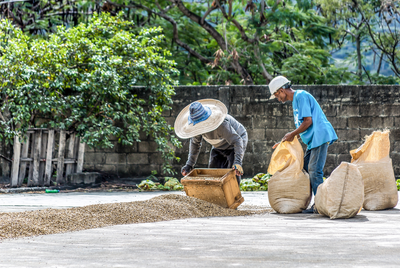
{"left": 188, "top": 102, "right": 212, "bottom": 126}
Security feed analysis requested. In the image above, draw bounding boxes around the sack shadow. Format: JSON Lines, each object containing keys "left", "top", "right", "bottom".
{"left": 361, "top": 207, "right": 400, "bottom": 215}
{"left": 270, "top": 212, "right": 370, "bottom": 222}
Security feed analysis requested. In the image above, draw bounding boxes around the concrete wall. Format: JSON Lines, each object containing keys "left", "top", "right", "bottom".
{"left": 83, "top": 85, "right": 400, "bottom": 178}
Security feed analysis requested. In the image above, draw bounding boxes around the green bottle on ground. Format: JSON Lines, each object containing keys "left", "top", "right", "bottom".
{"left": 45, "top": 189, "right": 59, "bottom": 193}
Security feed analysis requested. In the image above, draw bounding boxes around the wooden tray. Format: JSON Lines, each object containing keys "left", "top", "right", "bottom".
{"left": 181, "top": 168, "right": 244, "bottom": 209}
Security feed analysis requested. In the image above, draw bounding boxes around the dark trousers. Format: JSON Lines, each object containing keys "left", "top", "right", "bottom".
{"left": 208, "top": 148, "right": 241, "bottom": 185}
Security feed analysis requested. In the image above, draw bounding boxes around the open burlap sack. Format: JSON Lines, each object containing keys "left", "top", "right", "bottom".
{"left": 315, "top": 162, "right": 364, "bottom": 219}
{"left": 267, "top": 137, "right": 311, "bottom": 213}
{"left": 350, "top": 130, "right": 398, "bottom": 211}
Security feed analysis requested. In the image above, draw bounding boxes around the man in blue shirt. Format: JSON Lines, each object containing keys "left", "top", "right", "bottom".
{"left": 269, "top": 76, "right": 338, "bottom": 213}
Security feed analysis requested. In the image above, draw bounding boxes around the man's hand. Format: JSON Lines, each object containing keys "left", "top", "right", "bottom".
{"left": 232, "top": 164, "right": 244, "bottom": 176}
{"left": 272, "top": 132, "right": 297, "bottom": 149}
{"left": 277, "top": 117, "right": 311, "bottom": 147}
{"left": 282, "top": 131, "right": 296, "bottom": 143}
{"left": 181, "top": 165, "right": 193, "bottom": 176}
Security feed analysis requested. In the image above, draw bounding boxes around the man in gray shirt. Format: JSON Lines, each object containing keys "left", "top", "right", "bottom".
{"left": 174, "top": 99, "right": 248, "bottom": 185}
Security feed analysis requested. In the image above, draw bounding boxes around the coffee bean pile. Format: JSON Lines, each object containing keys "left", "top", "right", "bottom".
{"left": 0, "top": 194, "right": 271, "bottom": 240}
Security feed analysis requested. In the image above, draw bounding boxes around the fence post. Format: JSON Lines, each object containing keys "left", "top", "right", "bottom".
{"left": 65, "top": 133, "right": 76, "bottom": 177}
{"left": 56, "top": 130, "right": 66, "bottom": 184}
{"left": 76, "top": 139, "right": 85, "bottom": 173}
{"left": 38, "top": 130, "right": 48, "bottom": 185}
{"left": 27, "top": 132, "right": 35, "bottom": 186}
{"left": 11, "top": 136, "right": 21, "bottom": 187}
{"left": 32, "top": 130, "right": 42, "bottom": 186}
{"left": 44, "top": 130, "right": 55, "bottom": 186}
{"left": 18, "top": 134, "right": 30, "bottom": 186}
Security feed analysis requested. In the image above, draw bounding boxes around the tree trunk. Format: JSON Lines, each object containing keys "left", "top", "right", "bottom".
{"left": 356, "top": 35, "right": 362, "bottom": 81}
{"left": 377, "top": 53, "right": 383, "bottom": 75}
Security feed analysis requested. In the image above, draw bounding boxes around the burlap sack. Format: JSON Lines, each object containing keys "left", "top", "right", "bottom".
{"left": 267, "top": 137, "right": 311, "bottom": 213}
{"left": 350, "top": 130, "right": 398, "bottom": 211}
{"left": 315, "top": 162, "right": 364, "bottom": 219}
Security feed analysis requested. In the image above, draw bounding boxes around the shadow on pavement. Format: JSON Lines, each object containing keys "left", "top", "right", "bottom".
{"left": 361, "top": 208, "right": 400, "bottom": 215}
{"left": 269, "top": 212, "right": 370, "bottom": 222}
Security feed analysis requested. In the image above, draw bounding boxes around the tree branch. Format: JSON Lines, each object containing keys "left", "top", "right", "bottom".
{"left": 268, "top": 39, "right": 300, "bottom": 54}
{"left": 0, "top": 110, "right": 5, "bottom": 122}
{"left": 106, "top": 0, "right": 211, "bottom": 64}
{"left": 169, "top": 0, "right": 253, "bottom": 84}
{"left": 215, "top": 0, "right": 257, "bottom": 44}
{"left": 345, "top": 29, "right": 356, "bottom": 38}
{"left": 168, "top": 0, "right": 227, "bottom": 49}
{"left": 362, "top": 65, "right": 372, "bottom": 84}
{"left": 201, "top": 5, "right": 217, "bottom": 24}
{"left": 362, "top": 10, "right": 400, "bottom": 76}
{"left": 253, "top": 40, "right": 273, "bottom": 83}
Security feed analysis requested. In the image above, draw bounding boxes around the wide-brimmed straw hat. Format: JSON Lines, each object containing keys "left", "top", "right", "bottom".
{"left": 174, "top": 99, "right": 228, "bottom": 139}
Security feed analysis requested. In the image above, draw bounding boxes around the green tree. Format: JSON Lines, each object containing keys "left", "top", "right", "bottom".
{"left": 315, "top": 0, "right": 374, "bottom": 82}
{"left": 107, "top": 0, "right": 350, "bottom": 85}
{"left": 1, "top": 0, "right": 375, "bottom": 85}
{"left": 363, "top": 0, "right": 400, "bottom": 79}
{"left": 0, "top": 13, "right": 181, "bottom": 174}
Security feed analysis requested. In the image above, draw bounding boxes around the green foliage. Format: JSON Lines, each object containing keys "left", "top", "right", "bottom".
{"left": 138, "top": 177, "right": 184, "bottom": 191}
{"left": 240, "top": 179, "right": 261, "bottom": 191}
{"left": 137, "top": 179, "right": 158, "bottom": 191}
{"left": 157, "top": 184, "right": 168, "bottom": 191}
{"left": 0, "top": 0, "right": 397, "bottom": 93}
{"left": 0, "top": 13, "right": 181, "bottom": 174}
{"left": 254, "top": 173, "right": 271, "bottom": 190}
{"left": 368, "top": 74, "right": 400, "bottom": 85}
{"left": 314, "top": 0, "right": 400, "bottom": 82}
{"left": 147, "top": 170, "right": 158, "bottom": 181}
{"left": 164, "top": 177, "right": 183, "bottom": 190}
{"left": 396, "top": 179, "right": 400, "bottom": 191}
{"left": 364, "top": 1, "right": 400, "bottom": 78}
{"left": 2, "top": 0, "right": 398, "bottom": 84}
{"left": 240, "top": 173, "right": 271, "bottom": 191}
{"left": 141, "top": 0, "right": 350, "bottom": 85}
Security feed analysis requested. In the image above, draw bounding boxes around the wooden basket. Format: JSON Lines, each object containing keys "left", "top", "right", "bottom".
{"left": 181, "top": 168, "right": 244, "bottom": 209}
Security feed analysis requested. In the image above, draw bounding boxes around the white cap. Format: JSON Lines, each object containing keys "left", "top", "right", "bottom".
{"left": 268, "top": 76, "right": 291, "bottom": 99}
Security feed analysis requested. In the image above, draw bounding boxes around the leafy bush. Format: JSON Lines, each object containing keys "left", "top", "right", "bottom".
{"left": 240, "top": 179, "right": 261, "bottom": 191}
{"left": 147, "top": 170, "right": 158, "bottom": 181}
{"left": 396, "top": 179, "right": 400, "bottom": 191}
{"left": 137, "top": 177, "right": 184, "bottom": 191}
{"left": 240, "top": 173, "right": 271, "bottom": 191}
{"left": 136, "top": 179, "right": 158, "bottom": 191}
{"left": 164, "top": 177, "right": 183, "bottom": 190}
{"left": 0, "top": 13, "right": 181, "bottom": 174}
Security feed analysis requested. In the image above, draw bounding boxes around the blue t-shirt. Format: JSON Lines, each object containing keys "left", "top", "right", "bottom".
{"left": 292, "top": 90, "right": 338, "bottom": 150}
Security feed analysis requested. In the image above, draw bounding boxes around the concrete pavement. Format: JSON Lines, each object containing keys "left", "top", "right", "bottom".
{"left": 0, "top": 191, "right": 399, "bottom": 267}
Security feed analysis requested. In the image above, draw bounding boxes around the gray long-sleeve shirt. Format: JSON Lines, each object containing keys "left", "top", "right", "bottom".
{"left": 186, "top": 115, "right": 248, "bottom": 167}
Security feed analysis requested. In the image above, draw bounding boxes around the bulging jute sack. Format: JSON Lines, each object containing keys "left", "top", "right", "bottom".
{"left": 315, "top": 162, "right": 364, "bottom": 219}
{"left": 350, "top": 130, "right": 398, "bottom": 211}
{"left": 267, "top": 137, "right": 311, "bottom": 213}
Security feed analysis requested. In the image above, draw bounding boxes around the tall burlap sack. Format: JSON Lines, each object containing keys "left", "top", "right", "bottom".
{"left": 315, "top": 162, "right": 364, "bottom": 219}
{"left": 350, "top": 130, "right": 398, "bottom": 211}
{"left": 267, "top": 137, "right": 311, "bottom": 213}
